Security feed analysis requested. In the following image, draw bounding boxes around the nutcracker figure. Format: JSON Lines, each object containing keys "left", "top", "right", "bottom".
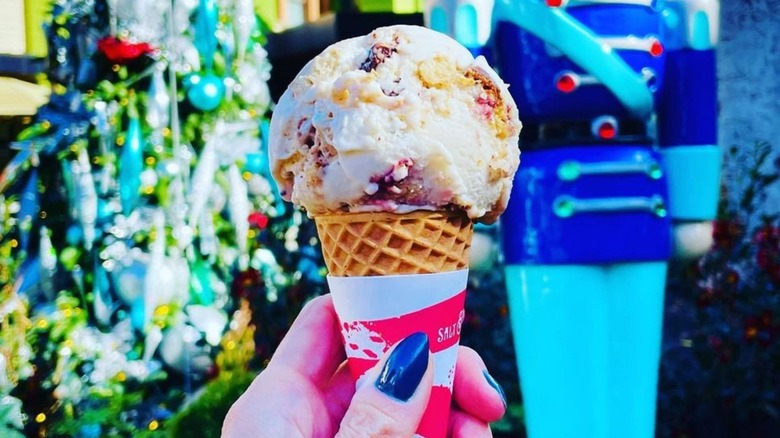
{"left": 425, "top": 1, "right": 721, "bottom": 436}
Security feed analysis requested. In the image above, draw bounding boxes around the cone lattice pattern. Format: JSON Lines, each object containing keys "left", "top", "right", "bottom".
{"left": 316, "top": 211, "right": 473, "bottom": 276}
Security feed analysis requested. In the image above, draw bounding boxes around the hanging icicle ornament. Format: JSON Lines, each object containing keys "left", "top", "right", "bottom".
{"left": 17, "top": 168, "right": 39, "bottom": 254}
{"left": 146, "top": 64, "right": 171, "bottom": 132}
{"left": 227, "top": 164, "right": 250, "bottom": 270}
{"left": 93, "top": 101, "right": 119, "bottom": 196}
{"left": 198, "top": 207, "right": 217, "bottom": 257}
{"left": 190, "top": 258, "right": 216, "bottom": 305}
{"left": 94, "top": 254, "right": 115, "bottom": 327}
{"left": 119, "top": 107, "right": 144, "bottom": 215}
{"left": 187, "top": 0, "right": 224, "bottom": 111}
{"left": 187, "top": 125, "right": 219, "bottom": 230}
{"left": 71, "top": 146, "right": 98, "bottom": 251}
{"left": 38, "top": 227, "right": 58, "bottom": 300}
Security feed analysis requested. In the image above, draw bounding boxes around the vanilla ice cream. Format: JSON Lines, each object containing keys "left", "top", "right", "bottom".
{"left": 269, "top": 25, "right": 521, "bottom": 223}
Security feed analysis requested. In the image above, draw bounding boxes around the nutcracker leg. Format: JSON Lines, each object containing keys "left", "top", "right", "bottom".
{"left": 506, "top": 262, "right": 667, "bottom": 438}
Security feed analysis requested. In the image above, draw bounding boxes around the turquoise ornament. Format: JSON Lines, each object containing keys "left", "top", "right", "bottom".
{"left": 194, "top": 0, "right": 218, "bottom": 65}
{"left": 18, "top": 168, "right": 39, "bottom": 253}
{"left": 131, "top": 298, "right": 146, "bottom": 332}
{"left": 93, "top": 257, "right": 114, "bottom": 326}
{"left": 97, "top": 197, "right": 115, "bottom": 224}
{"left": 119, "top": 117, "right": 144, "bottom": 215}
{"left": 243, "top": 152, "right": 265, "bottom": 174}
{"left": 66, "top": 224, "right": 83, "bottom": 245}
{"left": 190, "top": 259, "right": 215, "bottom": 305}
{"left": 186, "top": 73, "right": 225, "bottom": 111}
{"left": 187, "top": 0, "right": 224, "bottom": 111}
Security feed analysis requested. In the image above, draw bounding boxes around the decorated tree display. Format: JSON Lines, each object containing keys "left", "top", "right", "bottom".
{"left": 0, "top": 0, "right": 326, "bottom": 436}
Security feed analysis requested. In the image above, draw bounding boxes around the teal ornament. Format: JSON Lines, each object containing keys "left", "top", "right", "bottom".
{"left": 194, "top": 0, "right": 218, "bottom": 66}
{"left": 93, "top": 257, "right": 113, "bottom": 326}
{"left": 131, "top": 298, "right": 146, "bottom": 332}
{"left": 190, "top": 259, "right": 215, "bottom": 305}
{"left": 186, "top": 73, "right": 224, "bottom": 111}
{"left": 243, "top": 152, "right": 265, "bottom": 174}
{"left": 78, "top": 424, "right": 102, "bottom": 438}
{"left": 66, "top": 225, "right": 83, "bottom": 245}
{"left": 18, "top": 168, "right": 39, "bottom": 253}
{"left": 97, "top": 198, "right": 115, "bottom": 224}
{"left": 119, "top": 117, "right": 144, "bottom": 215}
{"left": 188, "top": 0, "right": 224, "bottom": 111}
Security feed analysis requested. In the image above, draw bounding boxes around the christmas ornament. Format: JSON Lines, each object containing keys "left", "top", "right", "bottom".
{"left": 119, "top": 115, "right": 144, "bottom": 215}
{"left": 187, "top": 0, "right": 224, "bottom": 111}
{"left": 70, "top": 147, "right": 98, "bottom": 251}
{"left": 227, "top": 164, "right": 250, "bottom": 269}
{"left": 146, "top": 65, "right": 171, "bottom": 131}
{"left": 17, "top": 169, "right": 39, "bottom": 254}
{"left": 97, "top": 37, "right": 154, "bottom": 64}
{"left": 186, "top": 74, "right": 225, "bottom": 111}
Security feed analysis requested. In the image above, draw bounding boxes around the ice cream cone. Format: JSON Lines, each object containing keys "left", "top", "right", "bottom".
{"left": 317, "top": 210, "right": 473, "bottom": 438}
{"left": 315, "top": 210, "right": 473, "bottom": 277}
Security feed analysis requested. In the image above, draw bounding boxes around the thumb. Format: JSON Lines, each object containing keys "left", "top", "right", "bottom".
{"left": 336, "top": 332, "right": 433, "bottom": 438}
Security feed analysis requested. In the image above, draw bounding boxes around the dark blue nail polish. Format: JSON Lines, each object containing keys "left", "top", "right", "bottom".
{"left": 483, "top": 370, "right": 507, "bottom": 408}
{"left": 375, "top": 332, "right": 429, "bottom": 402}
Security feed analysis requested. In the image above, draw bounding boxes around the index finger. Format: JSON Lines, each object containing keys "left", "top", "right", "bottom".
{"left": 267, "top": 294, "right": 346, "bottom": 388}
{"left": 452, "top": 346, "right": 507, "bottom": 423}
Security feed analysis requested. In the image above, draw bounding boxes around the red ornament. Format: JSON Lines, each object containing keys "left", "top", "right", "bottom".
{"left": 546, "top": 0, "right": 564, "bottom": 7}
{"left": 556, "top": 72, "right": 578, "bottom": 93}
{"left": 248, "top": 212, "right": 269, "bottom": 229}
{"left": 649, "top": 39, "right": 664, "bottom": 57}
{"left": 97, "top": 37, "right": 154, "bottom": 63}
{"left": 597, "top": 122, "right": 616, "bottom": 139}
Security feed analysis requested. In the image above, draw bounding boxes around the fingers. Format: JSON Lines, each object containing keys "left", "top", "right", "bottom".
{"left": 336, "top": 332, "right": 433, "bottom": 438}
{"left": 324, "top": 361, "right": 357, "bottom": 425}
{"left": 453, "top": 346, "right": 507, "bottom": 423}
{"left": 267, "top": 294, "right": 346, "bottom": 387}
{"left": 449, "top": 409, "right": 493, "bottom": 438}
{"left": 222, "top": 368, "right": 317, "bottom": 438}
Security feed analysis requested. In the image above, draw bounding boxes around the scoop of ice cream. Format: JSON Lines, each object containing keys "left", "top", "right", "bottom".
{"left": 269, "top": 25, "right": 521, "bottom": 223}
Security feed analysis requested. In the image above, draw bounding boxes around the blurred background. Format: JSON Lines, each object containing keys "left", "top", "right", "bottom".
{"left": 0, "top": 0, "right": 778, "bottom": 437}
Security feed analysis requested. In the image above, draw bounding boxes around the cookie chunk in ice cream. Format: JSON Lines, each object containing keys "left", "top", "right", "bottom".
{"left": 269, "top": 25, "right": 522, "bottom": 224}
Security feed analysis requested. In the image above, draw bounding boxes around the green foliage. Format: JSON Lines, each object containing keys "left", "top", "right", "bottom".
{"left": 490, "top": 403, "right": 524, "bottom": 435}
{"left": 167, "top": 372, "right": 256, "bottom": 438}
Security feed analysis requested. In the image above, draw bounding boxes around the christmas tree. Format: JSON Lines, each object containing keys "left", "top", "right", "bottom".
{"left": 0, "top": 0, "right": 326, "bottom": 435}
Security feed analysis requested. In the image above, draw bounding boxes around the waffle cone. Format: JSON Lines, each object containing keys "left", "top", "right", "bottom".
{"left": 315, "top": 210, "right": 473, "bottom": 277}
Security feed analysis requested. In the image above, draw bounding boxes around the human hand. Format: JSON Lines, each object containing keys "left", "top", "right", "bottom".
{"left": 222, "top": 294, "right": 507, "bottom": 437}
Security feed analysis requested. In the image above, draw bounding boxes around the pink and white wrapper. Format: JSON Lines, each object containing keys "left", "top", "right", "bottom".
{"left": 328, "top": 269, "right": 469, "bottom": 438}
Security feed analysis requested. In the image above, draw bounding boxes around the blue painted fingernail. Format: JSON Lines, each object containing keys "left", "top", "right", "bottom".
{"left": 483, "top": 370, "right": 507, "bottom": 407}
{"left": 375, "top": 332, "right": 429, "bottom": 402}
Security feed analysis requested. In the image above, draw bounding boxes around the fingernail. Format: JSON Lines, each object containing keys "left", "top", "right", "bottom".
{"left": 375, "top": 332, "right": 429, "bottom": 402}
{"left": 483, "top": 370, "right": 507, "bottom": 408}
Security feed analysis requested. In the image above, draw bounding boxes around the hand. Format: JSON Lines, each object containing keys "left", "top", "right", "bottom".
{"left": 222, "top": 295, "right": 507, "bottom": 437}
